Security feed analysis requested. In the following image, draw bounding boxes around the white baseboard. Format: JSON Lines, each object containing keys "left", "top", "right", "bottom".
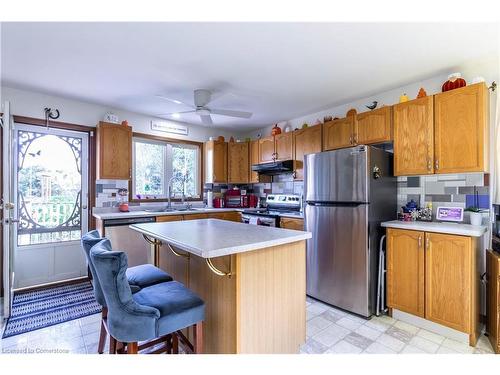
{"left": 393, "top": 309, "right": 470, "bottom": 343}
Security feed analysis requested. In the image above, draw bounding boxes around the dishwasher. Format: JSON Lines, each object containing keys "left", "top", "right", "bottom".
{"left": 103, "top": 216, "right": 156, "bottom": 267}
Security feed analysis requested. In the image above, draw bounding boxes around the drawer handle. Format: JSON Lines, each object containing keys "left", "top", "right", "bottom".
{"left": 418, "top": 235, "right": 422, "bottom": 248}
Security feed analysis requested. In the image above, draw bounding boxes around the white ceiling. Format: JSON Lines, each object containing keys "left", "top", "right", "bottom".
{"left": 1, "top": 22, "right": 498, "bottom": 131}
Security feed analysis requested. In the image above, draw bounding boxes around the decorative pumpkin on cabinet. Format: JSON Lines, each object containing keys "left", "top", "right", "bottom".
{"left": 417, "top": 88, "right": 427, "bottom": 98}
{"left": 271, "top": 124, "right": 282, "bottom": 136}
{"left": 442, "top": 73, "right": 466, "bottom": 92}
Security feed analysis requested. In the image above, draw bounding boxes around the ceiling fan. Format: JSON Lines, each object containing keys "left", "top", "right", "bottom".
{"left": 155, "top": 89, "right": 252, "bottom": 125}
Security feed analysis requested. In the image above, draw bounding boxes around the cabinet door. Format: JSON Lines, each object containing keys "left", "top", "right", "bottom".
{"left": 280, "top": 217, "right": 304, "bottom": 230}
{"left": 97, "top": 122, "right": 132, "bottom": 179}
{"left": 274, "top": 132, "right": 293, "bottom": 160}
{"left": 183, "top": 213, "right": 209, "bottom": 220}
{"left": 434, "top": 83, "right": 488, "bottom": 174}
{"left": 156, "top": 215, "right": 184, "bottom": 222}
{"left": 386, "top": 228, "right": 425, "bottom": 317}
{"left": 293, "top": 125, "right": 322, "bottom": 180}
{"left": 393, "top": 96, "right": 434, "bottom": 176}
{"left": 208, "top": 212, "right": 241, "bottom": 222}
{"left": 228, "top": 142, "right": 249, "bottom": 183}
{"left": 425, "top": 233, "right": 472, "bottom": 333}
{"left": 258, "top": 136, "right": 275, "bottom": 163}
{"left": 323, "top": 117, "right": 355, "bottom": 151}
{"left": 204, "top": 141, "right": 227, "bottom": 183}
{"left": 249, "top": 140, "right": 260, "bottom": 183}
{"left": 357, "top": 106, "right": 392, "bottom": 144}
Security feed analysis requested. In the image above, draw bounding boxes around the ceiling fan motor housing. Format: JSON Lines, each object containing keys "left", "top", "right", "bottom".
{"left": 194, "top": 89, "right": 212, "bottom": 107}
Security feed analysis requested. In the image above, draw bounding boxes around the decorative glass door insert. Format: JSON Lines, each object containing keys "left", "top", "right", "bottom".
{"left": 16, "top": 125, "right": 88, "bottom": 246}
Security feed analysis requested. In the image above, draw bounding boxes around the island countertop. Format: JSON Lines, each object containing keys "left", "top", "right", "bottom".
{"left": 130, "top": 218, "right": 311, "bottom": 258}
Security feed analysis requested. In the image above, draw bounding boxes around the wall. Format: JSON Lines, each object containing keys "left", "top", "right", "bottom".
{"left": 0, "top": 85, "right": 250, "bottom": 207}
{"left": 245, "top": 58, "right": 499, "bottom": 139}
{"left": 0, "top": 86, "right": 247, "bottom": 142}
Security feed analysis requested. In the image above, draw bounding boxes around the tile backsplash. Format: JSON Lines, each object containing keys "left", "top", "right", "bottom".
{"left": 397, "top": 173, "right": 490, "bottom": 217}
{"left": 95, "top": 179, "right": 129, "bottom": 207}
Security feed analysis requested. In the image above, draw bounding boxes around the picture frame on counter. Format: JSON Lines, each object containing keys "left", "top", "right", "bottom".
{"left": 436, "top": 206, "right": 464, "bottom": 222}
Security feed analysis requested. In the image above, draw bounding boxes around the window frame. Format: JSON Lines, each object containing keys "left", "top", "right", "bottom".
{"left": 130, "top": 132, "right": 203, "bottom": 202}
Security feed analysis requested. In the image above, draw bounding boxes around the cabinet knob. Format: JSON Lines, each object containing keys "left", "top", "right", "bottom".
{"left": 418, "top": 235, "right": 422, "bottom": 248}
{"left": 354, "top": 134, "right": 358, "bottom": 144}
{"left": 349, "top": 135, "right": 353, "bottom": 144}
{"left": 427, "top": 160, "right": 432, "bottom": 171}
{"left": 426, "top": 235, "right": 430, "bottom": 249}
{"left": 435, "top": 159, "right": 439, "bottom": 170}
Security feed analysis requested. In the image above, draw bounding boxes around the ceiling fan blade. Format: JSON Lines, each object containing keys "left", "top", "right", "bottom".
{"left": 210, "top": 108, "right": 252, "bottom": 119}
{"left": 155, "top": 95, "right": 195, "bottom": 108}
{"left": 200, "top": 114, "right": 213, "bottom": 125}
{"left": 155, "top": 110, "right": 196, "bottom": 116}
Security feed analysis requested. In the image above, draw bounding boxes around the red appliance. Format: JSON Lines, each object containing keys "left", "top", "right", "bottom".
{"left": 225, "top": 189, "right": 242, "bottom": 208}
{"left": 248, "top": 194, "right": 258, "bottom": 208}
{"left": 213, "top": 197, "right": 225, "bottom": 208}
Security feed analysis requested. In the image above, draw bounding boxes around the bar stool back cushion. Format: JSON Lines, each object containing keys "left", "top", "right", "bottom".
{"left": 81, "top": 230, "right": 108, "bottom": 306}
{"left": 90, "top": 241, "right": 160, "bottom": 342}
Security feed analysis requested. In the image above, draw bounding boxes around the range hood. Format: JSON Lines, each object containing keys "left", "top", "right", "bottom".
{"left": 251, "top": 160, "right": 294, "bottom": 175}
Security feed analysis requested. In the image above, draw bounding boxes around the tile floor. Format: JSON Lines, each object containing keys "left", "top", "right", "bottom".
{"left": 301, "top": 296, "right": 494, "bottom": 354}
{"left": 0, "top": 297, "right": 496, "bottom": 354}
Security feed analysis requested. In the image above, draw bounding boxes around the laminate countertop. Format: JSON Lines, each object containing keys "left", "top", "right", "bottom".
{"left": 130, "top": 219, "right": 311, "bottom": 258}
{"left": 381, "top": 220, "right": 488, "bottom": 237}
{"left": 92, "top": 208, "right": 240, "bottom": 220}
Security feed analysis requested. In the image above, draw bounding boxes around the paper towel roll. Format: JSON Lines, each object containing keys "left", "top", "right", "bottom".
{"left": 207, "top": 191, "right": 213, "bottom": 208}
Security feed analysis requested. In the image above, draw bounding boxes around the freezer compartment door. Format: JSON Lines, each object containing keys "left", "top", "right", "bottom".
{"left": 305, "top": 203, "right": 370, "bottom": 316}
{"left": 304, "top": 146, "right": 368, "bottom": 203}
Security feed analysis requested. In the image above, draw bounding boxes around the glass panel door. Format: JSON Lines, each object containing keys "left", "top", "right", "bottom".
{"left": 13, "top": 124, "right": 88, "bottom": 288}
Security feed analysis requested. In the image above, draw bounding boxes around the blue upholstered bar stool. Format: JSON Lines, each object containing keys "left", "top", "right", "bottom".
{"left": 90, "top": 240, "right": 205, "bottom": 354}
{"left": 81, "top": 230, "right": 173, "bottom": 353}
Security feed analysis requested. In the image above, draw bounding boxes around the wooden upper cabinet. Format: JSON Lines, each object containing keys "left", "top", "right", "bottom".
{"left": 249, "top": 140, "right": 260, "bottom": 183}
{"left": 386, "top": 228, "right": 425, "bottom": 318}
{"left": 425, "top": 233, "right": 472, "bottom": 333}
{"left": 258, "top": 136, "right": 275, "bottom": 163}
{"left": 434, "top": 83, "right": 488, "bottom": 174}
{"left": 393, "top": 96, "right": 434, "bottom": 176}
{"left": 323, "top": 117, "right": 355, "bottom": 151}
{"left": 228, "top": 142, "right": 249, "bottom": 184}
{"left": 356, "top": 106, "right": 393, "bottom": 144}
{"left": 96, "top": 122, "right": 132, "bottom": 180}
{"left": 293, "top": 124, "right": 322, "bottom": 180}
{"left": 274, "top": 132, "right": 293, "bottom": 161}
{"left": 204, "top": 140, "right": 227, "bottom": 183}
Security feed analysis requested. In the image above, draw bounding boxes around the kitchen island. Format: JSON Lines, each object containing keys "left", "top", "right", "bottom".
{"left": 130, "top": 219, "right": 311, "bottom": 354}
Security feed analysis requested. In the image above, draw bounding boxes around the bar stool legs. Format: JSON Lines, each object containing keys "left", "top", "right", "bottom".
{"left": 194, "top": 322, "right": 203, "bottom": 354}
{"left": 98, "top": 308, "right": 108, "bottom": 354}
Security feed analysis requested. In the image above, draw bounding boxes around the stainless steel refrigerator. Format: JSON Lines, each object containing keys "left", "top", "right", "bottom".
{"left": 304, "top": 145, "right": 396, "bottom": 317}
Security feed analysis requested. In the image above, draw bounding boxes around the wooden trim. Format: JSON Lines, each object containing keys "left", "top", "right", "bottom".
{"left": 129, "top": 131, "right": 204, "bottom": 203}
{"left": 12, "top": 115, "right": 94, "bottom": 133}
{"left": 132, "top": 131, "right": 203, "bottom": 148}
{"left": 11, "top": 115, "right": 97, "bottom": 230}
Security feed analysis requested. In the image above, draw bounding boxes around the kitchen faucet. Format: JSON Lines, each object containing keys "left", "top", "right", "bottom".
{"left": 167, "top": 175, "right": 188, "bottom": 209}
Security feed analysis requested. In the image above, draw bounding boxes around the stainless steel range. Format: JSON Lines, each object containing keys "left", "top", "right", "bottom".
{"left": 241, "top": 194, "right": 302, "bottom": 227}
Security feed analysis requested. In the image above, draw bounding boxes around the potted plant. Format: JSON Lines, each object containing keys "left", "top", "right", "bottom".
{"left": 465, "top": 187, "right": 483, "bottom": 226}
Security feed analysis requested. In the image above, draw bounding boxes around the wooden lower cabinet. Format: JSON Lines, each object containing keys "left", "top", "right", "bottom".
{"left": 386, "top": 228, "right": 479, "bottom": 345}
{"left": 156, "top": 215, "right": 184, "bottom": 222}
{"left": 386, "top": 229, "right": 425, "bottom": 318}
{"left": 486, "top": 250, "right": 500, "bottom": 353}
{"left": 208, "top": 211, "right": 241, "bottom": 222}
{"left": 280, "top": 217, "right": 304, "bottom": 230}
{"left": 425, "top": 233, "right": 474, "bottom": 335}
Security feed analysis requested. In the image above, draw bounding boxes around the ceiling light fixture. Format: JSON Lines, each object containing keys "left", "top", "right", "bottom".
{"left": 171, "top": 113, "right": 181, "bottom": 119}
